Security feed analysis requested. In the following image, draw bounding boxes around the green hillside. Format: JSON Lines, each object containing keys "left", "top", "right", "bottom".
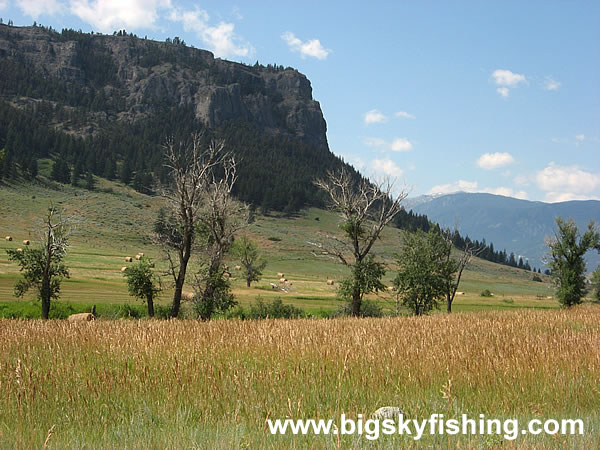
{"left": 0, "top": 175, "right": 559, "bottom": 316}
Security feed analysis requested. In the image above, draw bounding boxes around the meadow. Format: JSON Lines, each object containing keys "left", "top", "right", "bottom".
{"left": 2, "top": 178, "right": 592, "bottom": 448}
{"left": 0, "top": 176, "right": 557, "bottom": 316}
{"left": 1, "top": 306, "right": 599, "bottom": 448}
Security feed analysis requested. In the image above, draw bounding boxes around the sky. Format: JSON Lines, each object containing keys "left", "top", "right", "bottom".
{"left": 1, "top": 0, "right": 599, "bottom": 203}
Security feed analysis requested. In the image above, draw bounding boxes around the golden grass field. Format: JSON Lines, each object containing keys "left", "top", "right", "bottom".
{"left": 1, "top": 306, "right": 599, "bottom": 448}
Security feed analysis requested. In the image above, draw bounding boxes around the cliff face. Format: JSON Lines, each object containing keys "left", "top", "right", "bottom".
{"left": 0, "top": 25, "right": 328, "bottom": 149}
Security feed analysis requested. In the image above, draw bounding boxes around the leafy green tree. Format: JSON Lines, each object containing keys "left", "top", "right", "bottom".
{"left": 394, "top": 230, "right": 449, "bottom": 315}
{"left": 232, "top": 235, "right": 266, "bottom": 287}
{"left": 547, "top": 217, "right": 600, "bottom": 307}
{"left": 337, "top": 255, "right": 386, "bottom": 316}
{"left": 6, "top": 207, "right": 71, "bottom": 319}
{"left": 314, "top": 169, "right": 406, "bottom": 316}
{"left": 123, "top": 258, "right": 162, "bottom": 317}
{"left": 85, "top": 171, "right": 96, "bottom": 190}
{"left": 591, "top": 267, "right": 600, "bottom": 302}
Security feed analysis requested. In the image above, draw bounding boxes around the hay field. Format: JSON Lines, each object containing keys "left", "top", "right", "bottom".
{"left": 1, "top": 306, "right": 599, "bottom": 448}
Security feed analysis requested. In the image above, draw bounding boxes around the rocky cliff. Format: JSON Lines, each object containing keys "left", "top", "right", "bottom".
{"left": 0, "top": 24, "right": 328, "bottom": 149}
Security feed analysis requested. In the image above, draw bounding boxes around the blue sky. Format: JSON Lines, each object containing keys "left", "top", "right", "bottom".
{"left": 2, "top": 1, "right": 599, "bottom": 202}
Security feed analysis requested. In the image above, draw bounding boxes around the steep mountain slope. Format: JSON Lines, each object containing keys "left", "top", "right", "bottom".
{"left": 409, "top": 192, "right": 600, "bottom": 270}
{"left": 0, "top": 24, "right": 354, "bottom": 211}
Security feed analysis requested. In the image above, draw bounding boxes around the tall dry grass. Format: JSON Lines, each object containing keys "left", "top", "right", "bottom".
{"left": 1, "top": 306, "right": 599, "bottom": 448}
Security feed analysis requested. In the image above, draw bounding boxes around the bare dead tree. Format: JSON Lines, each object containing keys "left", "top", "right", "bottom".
{"left": 314, "top": 169, "right": 407, "bottom": 316}
{"left": 157, "top": 135, "right": 234, "bottom": 318}
{"left": 440, "top": 228, "right": 484, "bottom": 313}
{"left": 192, "top": 156, "right": 249, "bottom": 320}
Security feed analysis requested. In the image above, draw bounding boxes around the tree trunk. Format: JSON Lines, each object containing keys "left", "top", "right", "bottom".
{"left": 41, "top": 294, "right": 50, "bottom": 320}
{"left": 246, "top": 279, "right": 251, "bottom": 288}
{"left": 147, "top": 293, "right": 155, "bottom": 318}
{"left": 171, "top": 270, "right": 186, "bottom": 318}
{"left": 171, "top": 236, "right": 191, "bottom": 318}
{"left": 351, "top": 285, "right": 361, "bottom": 316}
{"left": 447, "top": 294, "right": 452, "bottom": 313}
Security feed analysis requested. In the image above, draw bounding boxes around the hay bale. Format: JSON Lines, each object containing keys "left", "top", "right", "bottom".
{"left": 372, "top": 406, "right": 404, "bottom": 420}
{"left": 22, "top": 240, "right": 30, "bottom": 246}
{"left": 277, "top": 272, "right": 285, "bottom": 278}
{"left": 327, "top": 279, "right": 335, "bottom": 286}
{"left": 125, "top": 256, "right": 133, "bottom": 262}
{"left": 135, "top": 254, "right": 142, "bottom": 260}
{"left": 456, "top": 291, "right": 465, "bottom": 296}
{"left": 138, "top": 252, "right": 144, "bottom": 257}
{"left": 67, "top": 313, "right": 95, "bottom": 322}
{"left": 16, "top": 248, "right": 23, "bottom": 252}
{"left": 234, "top": 265, "right": 241, "bottom": 271}
{"left": 386, "top": 286, "right": 395, "bottom": 291}
{"left": 120, "top": 266, "right": 127, "bottom": 272}
{"left": 279, "top": 277, "right": 287, "bottom": 283}
{"left": 5, "top": 236, "right": 12, "bottom": 241}
{"left": 182, "top": 291, "right": 195, "bottom": 301}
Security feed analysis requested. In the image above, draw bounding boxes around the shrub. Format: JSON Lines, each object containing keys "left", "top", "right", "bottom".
{"left": 532, "top": 274, "right": 543, "bottom": 282}
{"left": 480, "top": 289, "right": 493, "bottom": 297}
{"left": 247, "top": 297, "right": 305, "bottom": 319}
{"left": 333, "top": 299, "right": 384, "bottom": 318}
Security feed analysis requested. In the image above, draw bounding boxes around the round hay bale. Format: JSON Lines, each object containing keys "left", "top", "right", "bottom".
{"left": 234, "top": 265, "right": 241, "bottom": 271}
{"left": 277, "top": 272, "right": 284, "bottom": 278}
{"left": 327, "top": 279, "right": 335, "bottom": 285}
{"left": 138, "top": 252, "right": 144, "bottom": 257}
{"left": 67, "top": 313, "right": 95, "bottom": 322}
{"left": 135, "top": 254, "right": 142, "bottom": 260}
{"left": 5, "top": 236, "right": 12, "bottom": 241}
{"left": 125, "top": 256, "right": 133, "bottom": 262}
{"left": 182, "top": 291, "right": 195, "bottom": 301}
{"left": 120, "top": 266, "right": 127, "bottom": 272}
{"left": 372, "top": 406, "right": 404, "bottom": 420}
{"left": 279, "top": 277, "right": 287, "bottom": 283}
{"left": 16, "top": 248, "right": 23, "bottom": 252}
{"left": 22, "top": 240, "right": 30, "bottom": 246}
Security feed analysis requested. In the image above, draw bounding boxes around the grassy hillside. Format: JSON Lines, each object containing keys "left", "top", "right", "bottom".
{"left": 0, "top": 176, "right": 559, "bottom": 315}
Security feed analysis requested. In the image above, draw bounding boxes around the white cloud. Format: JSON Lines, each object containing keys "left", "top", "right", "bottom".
{"left": 575, "top": 134, "right": 585, "bottom": 141}
{"left": 70, "top": 0, "right": 172, "bottom": 32}
{"left": 428, "top": 180, "right": 528, "bottom": 199}
{"left": 364, "top": 137, "right": 387, "bottom": 148}
{"left": 18, "top": 0, "right": 65, "bottom": 17}
{"left": 536, "top": 162, "right": 600, "bottom": 202}
{"left": 544, "top": 192, "right": 600, "bottom": 203}
{"left": 482, "top": 187, "right": 528, "bottom": 200}
{"left": 363, "top": 109, "right": 387, "bottom": 125}
{"left": 429, "top": 180, "right": 478, "bottom": 195}
{"left": 0, "top": 0, "right": 10, "bottom": 11}
{"left": 492, "top": 69, "right": 527, "bottom": 86}
{"left": 372, "top": 159, "right": 403, "bottom": 177}
{"left": 477, "top": 152, "right": 515, "bottom": 170}
{"left": 364, "top": 137, "right": 413, "bottom": 152}
{"left": 281, "top": 32, "right": 330, "bottom": 60}
{"left": 496, "top": 87, "right": 510, "bottom": 98}
{"left": 544, "top": 77, "right": 561, "bottom": 91}
{"left": 492, "top": 69, "right": 526, "bottom": 97}
{"left": 169, "top": 7, "right": 253, "bottom": 58}
{"left": 390, "top": 138, "right": 413, "bottom": 152}
{"left": 395, "top": 111, "right": 415, "bottom": 119}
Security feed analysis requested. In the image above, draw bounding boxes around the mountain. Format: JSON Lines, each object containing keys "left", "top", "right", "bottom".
{"left": 0, "top": 24, "right": 355, "bottom": 211}
{"left": 408, "top": 192, "right": 600, "bottom": 270}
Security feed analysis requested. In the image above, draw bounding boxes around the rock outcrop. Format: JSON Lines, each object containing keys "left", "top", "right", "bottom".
{"left": 0, "top": 25, "right": 328, "bottom": 149}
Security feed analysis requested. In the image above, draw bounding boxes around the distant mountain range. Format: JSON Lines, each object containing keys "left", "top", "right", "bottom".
{"left": 406, "top": 192, "right": 600, "bottom": 271}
